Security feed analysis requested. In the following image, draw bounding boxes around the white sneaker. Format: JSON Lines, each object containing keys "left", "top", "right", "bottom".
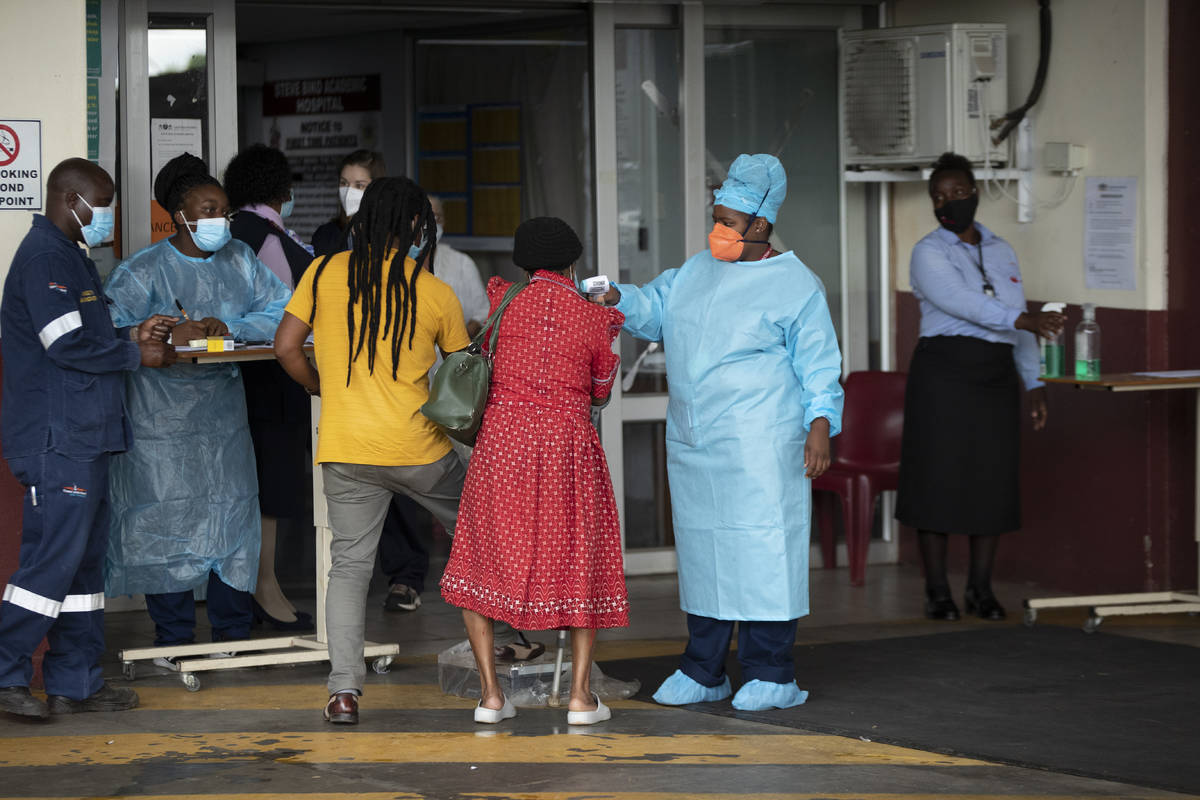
{"left": 207, "top": 651, "right": 233, "bottom": 659}
{"left": 567, "top": 692, "right": 612, "bottom": 725}
{"left": 152, "top": 655, "right": 179, "bottom": 670}
{"left": 474, "top": 694, "right": 516, "bottom": 724}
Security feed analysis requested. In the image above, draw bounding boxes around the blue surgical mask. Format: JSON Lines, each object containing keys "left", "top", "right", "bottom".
{"left": 280, "top": 191, "right": 295, "bottom": 219}
{"left": 408, "top": 239, "right": 424, "bottom": 262}
{"left": 182, "top": 213, "right": 232, "bottom": 252}
{"left": 72, "top": 195, "right": 114, "bottom": 248}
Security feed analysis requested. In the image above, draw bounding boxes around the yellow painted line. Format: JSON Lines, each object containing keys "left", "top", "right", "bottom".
{"left": 126, "top": 684, "right": 653, "bottom": 711}
{"left": 451, "top": 795, "right": 1195, "bottom": 800}
{"left": 0, "top": 795, "right": 1190, "bottom": 800}
{"left": 130, "top": 683, "right": 475, "bottom": 710}
{"left": 0, "top": 732, "right": 985, "bottom": 767}
{"left": 452, "top": 795, "right": 1197, "bottom": 800}
{"left": 593, "top": 638, "right": 691, "bottom": 660}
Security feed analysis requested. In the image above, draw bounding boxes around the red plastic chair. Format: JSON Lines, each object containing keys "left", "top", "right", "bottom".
{"left": 812, "top": 370, "right": 907, "bottom": 586}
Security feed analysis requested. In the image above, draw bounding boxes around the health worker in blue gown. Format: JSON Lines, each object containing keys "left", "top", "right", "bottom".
{"left": 104, "top": 154, "right": 290, "bottom": 654}
{"left": 596, "top": 154, "right": 844, "bottom": 711}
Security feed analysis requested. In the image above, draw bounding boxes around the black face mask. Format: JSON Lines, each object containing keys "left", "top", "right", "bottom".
{"left": 935, "top": 193, "right": 979, "bottom": 234}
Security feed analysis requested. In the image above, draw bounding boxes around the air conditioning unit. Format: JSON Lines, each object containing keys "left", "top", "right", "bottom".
{"left": 841, "top": 23, "right": 1008, "bottom": 168}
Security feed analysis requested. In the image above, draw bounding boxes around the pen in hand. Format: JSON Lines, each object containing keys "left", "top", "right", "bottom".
{"left": 174, "top": 298, "right": 191, "bottom": 321}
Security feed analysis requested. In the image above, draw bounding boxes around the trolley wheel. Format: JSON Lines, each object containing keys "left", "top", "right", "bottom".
{"left": 1083, "top": 614, "right": 1102, "bottom": 634}
{"left": 1023, "top": 608, "right": 1037, "bottom": 627}
{"left": 122, "top": 661, "right": 137, "bottom": 681}
{"left": 372, "top": 656, "right": 393, "bottom": 674}
{"left": 181, "top": 672, "right": 201, "bottom": 692}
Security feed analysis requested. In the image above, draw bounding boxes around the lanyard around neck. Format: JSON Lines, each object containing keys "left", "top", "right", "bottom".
{"left": 971, "top": 240, "right": 995, "bottom": 297}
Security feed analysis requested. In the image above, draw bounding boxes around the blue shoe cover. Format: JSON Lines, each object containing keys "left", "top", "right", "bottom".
{"left": 652, "top": 669, "right": 732, "bottom": 705}
{"left": 731, "top": 679, "right": 809, "bottom": 711}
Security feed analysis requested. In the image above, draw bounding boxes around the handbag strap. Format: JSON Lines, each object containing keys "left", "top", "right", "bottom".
{"left": 471, "top": 279, "right": 528, "bottom": 356}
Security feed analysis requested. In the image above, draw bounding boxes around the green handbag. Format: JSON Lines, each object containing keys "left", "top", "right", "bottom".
{"left": 420, "top": 280, "right": 527, "bottom": 446}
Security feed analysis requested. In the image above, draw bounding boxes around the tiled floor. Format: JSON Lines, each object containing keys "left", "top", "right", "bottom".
{"left": 1, "top": 554, "right": 1197, "bottom": 800}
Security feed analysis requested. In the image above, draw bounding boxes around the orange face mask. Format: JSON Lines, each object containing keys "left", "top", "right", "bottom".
{"left": 708, "top": 223, "right": 746, "bottom": 262}
{"left": 708, "top": 221, "right": 770, "bottom": 262}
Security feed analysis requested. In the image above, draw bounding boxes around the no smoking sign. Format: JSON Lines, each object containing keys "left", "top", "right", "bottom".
{"left": 0, "top": 120, "right": 42, "bottom": 211}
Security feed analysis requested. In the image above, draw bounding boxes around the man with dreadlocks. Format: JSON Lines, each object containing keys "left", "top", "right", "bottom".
{"left": 275, "top": 176, "right": 470, "bottom": 725}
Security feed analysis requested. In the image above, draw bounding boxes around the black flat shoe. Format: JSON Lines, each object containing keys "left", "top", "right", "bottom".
{"left": 252, "top": 599, "right": 315, "bottom": 632}
{"left": 964, "top": 587, "right": 1006, "bottom": 620}
{"left": 924, "top": 592, "right": 960, "bottom": 621}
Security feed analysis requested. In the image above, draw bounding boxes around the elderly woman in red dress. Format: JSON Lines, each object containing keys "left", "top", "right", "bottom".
{"left": 440, "top": 217, "right": 628, "bottom": 725}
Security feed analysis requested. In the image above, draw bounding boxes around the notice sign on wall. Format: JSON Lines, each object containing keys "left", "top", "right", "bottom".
{"left": 1084, "top": 177, "right": 1138, "bottom": 291}
{"left": 262, "top": 75, "right": 382, "bottom": 242}
{"left": 0, "top": 120, "right": 42, "bottom": 210}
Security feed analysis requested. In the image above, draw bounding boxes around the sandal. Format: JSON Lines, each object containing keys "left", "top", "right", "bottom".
{"left": 493, "top": 631, "right": 546, "bottom": 663}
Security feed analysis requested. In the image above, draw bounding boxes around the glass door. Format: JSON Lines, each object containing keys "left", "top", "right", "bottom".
{"left": 594, "top": 2, "right": 867, "bottom": 575}
{"left": 612, "top": 21, "right": 685, "bottom": 570}
{"left": 119, "top": 0, "right": 236, "bottom": 256}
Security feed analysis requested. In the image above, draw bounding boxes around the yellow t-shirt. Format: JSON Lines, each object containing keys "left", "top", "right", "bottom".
{"left": 285, "top": 250, "right": 470, "bottom": 466}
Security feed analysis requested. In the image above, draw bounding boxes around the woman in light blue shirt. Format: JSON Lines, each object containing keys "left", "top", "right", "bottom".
{"left": 896, "top": 152, "right": 1065, "bottom": 622}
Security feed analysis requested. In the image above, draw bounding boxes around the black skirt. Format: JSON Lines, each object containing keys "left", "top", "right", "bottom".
{"left": 895, "top": 335, "right": 1021, "bottom": 535}
{"left": 242, "top": 361, "right": 311, "bottom": 519}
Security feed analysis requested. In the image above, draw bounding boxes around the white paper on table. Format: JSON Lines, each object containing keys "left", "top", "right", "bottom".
{"left": 1084, "top": 177, "right": 1138, "bottom": 291}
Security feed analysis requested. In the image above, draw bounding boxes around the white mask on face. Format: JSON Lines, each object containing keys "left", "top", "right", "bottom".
{"left": 339, "top": 186, "right": 364, "bottom": 217}
{"left": 435, "top": 223, "right": 444, "bottom": 243}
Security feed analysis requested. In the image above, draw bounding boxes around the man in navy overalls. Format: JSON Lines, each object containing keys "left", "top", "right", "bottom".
{"left": 0, "top": 158, "right": 176, "bottom": 718}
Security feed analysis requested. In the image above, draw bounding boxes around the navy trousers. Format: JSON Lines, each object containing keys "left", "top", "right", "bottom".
{"left": 680, "top": 613, "right": 799, "bottom": 686}
{"left": 0, "top": 452, "right": 109, "bottom": 700}
{"left": 377, "top": 495, "right": 430, "bottom": 594}
{"left": 145, "top": 571, "right": 252, "bottom": 646}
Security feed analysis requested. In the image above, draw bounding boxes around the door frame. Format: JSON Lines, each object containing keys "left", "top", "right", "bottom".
{"left": 119, "top": 0, "right": 237, "bottom": 256}
{"left": 592, "top": 1, "right": 872, "bottom": 575}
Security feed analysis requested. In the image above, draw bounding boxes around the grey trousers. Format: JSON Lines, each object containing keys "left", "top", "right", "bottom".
{"left": 322, "top": 451, "right": 466, "bottom": 695}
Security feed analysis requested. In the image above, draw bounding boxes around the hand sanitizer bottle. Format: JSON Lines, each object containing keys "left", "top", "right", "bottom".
{"left": 1074, "top": 303, "right": 1101, "bottom": 380}
{"left": 1039, "top": 302, "right": 1067, "bottom": 378}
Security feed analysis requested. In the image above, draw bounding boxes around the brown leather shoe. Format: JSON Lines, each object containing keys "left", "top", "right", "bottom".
{"left": 324, "top": 692, "right": 358, "bottom": 724}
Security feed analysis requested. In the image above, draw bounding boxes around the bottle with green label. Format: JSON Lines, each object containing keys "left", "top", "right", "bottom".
{"left": 1039, "top": 302, "right": 1067, "bottom": 378}
{"left": 1074, "top": 303, "right": 1101, "bottom": 380}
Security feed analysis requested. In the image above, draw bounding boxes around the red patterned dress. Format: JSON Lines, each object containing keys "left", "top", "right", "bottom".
{"left": 440, "top": 269, "right": 629, "bottom": 630}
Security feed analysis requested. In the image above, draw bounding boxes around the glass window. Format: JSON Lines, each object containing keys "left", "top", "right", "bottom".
{"left": 615, "top": 27, "right": 684, "bottom": 396}
{"left": 148, "top": 16, "right": 209, "bottom": 243}
{"left": 414, "top": 23, "right": 590, "bottom": 278}
{"left": 705, "top": 26, "right": 842, "bottom": 332}
{"left": 614, "top": 27, "right": 684, "bottom": 552}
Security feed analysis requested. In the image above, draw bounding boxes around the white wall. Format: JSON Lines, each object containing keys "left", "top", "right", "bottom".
{"left": 890, "top": 0, "right": 1168, "bottom": 310}
{"left": 0, "top": 0, "right": 88, "bottom": 292}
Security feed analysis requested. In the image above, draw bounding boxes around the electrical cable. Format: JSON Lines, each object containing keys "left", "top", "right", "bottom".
{"left": 977, "top": 81, "right": 1077, "bottom": 210}
{"left": 974, "top": 78, "right": 1080, "bottom": 208}
{"left": 993, "top": 0, "right": 1051, "bottom": 145}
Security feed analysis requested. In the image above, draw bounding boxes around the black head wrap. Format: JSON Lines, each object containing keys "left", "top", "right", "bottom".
{"left": 512, "top": 217, "right": 583, "bottom": 272}
{"left": 153, "top": 152, "right": 221, "bottom": 213}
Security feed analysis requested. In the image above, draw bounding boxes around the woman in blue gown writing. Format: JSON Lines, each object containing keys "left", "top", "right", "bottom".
{"left": 104, "top": 154, "right": 290, "bottom": 656}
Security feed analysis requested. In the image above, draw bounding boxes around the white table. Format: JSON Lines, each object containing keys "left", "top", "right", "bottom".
{"left": 118, "top": 346, "right": 398, "bottom": 690}
{"left": 1023, "top": 371, "right": 1200, "bottom": 632}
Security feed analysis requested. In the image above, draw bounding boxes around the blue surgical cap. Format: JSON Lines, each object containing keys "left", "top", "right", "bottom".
{"left": 713, "top": 154, "right": 787, "bottom": 224}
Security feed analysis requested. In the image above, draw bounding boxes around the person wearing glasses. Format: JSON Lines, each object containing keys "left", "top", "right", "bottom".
{"left": 102, "top": 153, "right": 291, "bottom": 658}
{"left": 896, "top": 152, "right": 1065, "bottom": 622}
